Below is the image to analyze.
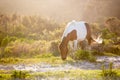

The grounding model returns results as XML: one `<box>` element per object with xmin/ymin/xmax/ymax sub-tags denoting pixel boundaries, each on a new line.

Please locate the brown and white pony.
<box><xmin>59</xmin><ymin>20</ymin><xmax>102</xmax><ymax>60</ymax></box>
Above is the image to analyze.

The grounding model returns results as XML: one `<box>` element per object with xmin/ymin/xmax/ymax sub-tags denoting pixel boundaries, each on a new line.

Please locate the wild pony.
<box><xmin>59</xmin><ymin>20</ymin><xmax>103</xmax><ymax>60</ymax></box>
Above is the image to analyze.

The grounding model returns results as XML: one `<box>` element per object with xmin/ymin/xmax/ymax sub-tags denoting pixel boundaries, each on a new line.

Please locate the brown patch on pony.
<box><xmin>59</xmin><ymin>30</ymin><xmax>77</xmax><ymax>60</ymax></box>
<box><xmin>67</xmin><ymin>30</ymin><xmax>77</xmax><ymax>41</ymax></box>
<box><xmin>85</xmin><ymin>23</ymin><xmax>95</xmax><ymax>45</ymax></box>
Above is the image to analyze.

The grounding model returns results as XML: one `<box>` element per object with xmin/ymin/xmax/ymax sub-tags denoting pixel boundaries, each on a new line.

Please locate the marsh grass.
<box><xmin>0</xmin><ymin>57</ymin><xmax>23</xmax><ymax>64</ymax></box>
<box><xmin>0</xmin><ymin>53</ymin><xmax>74</xmax><ymax>65</ymax></box>
<box><xmin>74</xmin><ymin>50</ymin><xmax>96</xmax><ymax>62</ymax></box>
<box><xmin>31</xmin><ymin>70</ymin><xmax>102</xmax><ymax>80</ymax></box>
<box><xmin>101</xmin><ymin>62</ymin><xmax>120</xmax><ymax>80</ymax></box>
<box><xmin>11</xmin><ymin>70</ymin><xmax>30</xmax><ymax>80</ymax></box>
<box><xmin>0</xmin><ymin>70</ymin><xmax>119</xmax><ymax>80</ymax></box>
<box><xmin>28</xmin><ymin>69</ymin><xmax>120</xmax><ymax>80</ymax></box>
<box><xmin>0</xmin><ymin>65</ymin><xmax>120</xmax><ymax>80</ymax></box>
<box><xmin>0</xmin><ymin>74</ymin><xmax>11</xmax><ymax>80</ymax></box>
<box><xmin>0</xmin><ymin>70</ymin><xmax>30</xmax><ymax>80</ymax></box>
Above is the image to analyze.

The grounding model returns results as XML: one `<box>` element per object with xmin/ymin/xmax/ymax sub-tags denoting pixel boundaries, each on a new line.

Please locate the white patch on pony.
<box><xmin>62</xmin><ymin>20</ymin><xmax>87</xmax><ymax>41</ymax></box>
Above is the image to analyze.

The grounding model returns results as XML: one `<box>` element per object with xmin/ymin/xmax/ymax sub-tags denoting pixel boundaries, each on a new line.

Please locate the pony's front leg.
<box><xmin>69</xmin><ymin>41</ymin><xmax>74</xmax><ymax>50</ymax></box>
<box><xmin>73</xmin><ymin>40</ymin><xmax>78</xmax><ymax>51</ymax></box>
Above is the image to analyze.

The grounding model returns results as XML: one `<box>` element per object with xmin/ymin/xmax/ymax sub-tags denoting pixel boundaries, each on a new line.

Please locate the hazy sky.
<box><xmin>0</xmin><ymin>0</ymin><xmax>120</xmax><ymax>23</ymax></box>
<box><xmin>0</xmin><ymin>0</ymin><xmax>89</xmax><ymax>22</ymax></box>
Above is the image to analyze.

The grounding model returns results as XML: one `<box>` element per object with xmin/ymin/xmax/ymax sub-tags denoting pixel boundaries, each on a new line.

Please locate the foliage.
<box><xmin>0</xmin><ymin>69</ymin><xmax>120</xmax><ymax>80</ymax></box>
<box><xmin>0</xmin><ymin>74</ymin><xmax>11</xmax><ymax>80</ymax></box>
<box><xmin>49</xmin><ymin>40</ymin><xmax>60</xmax><ymax>56</ymax></box>
<box><xmin>102</xmin><ymin>29</ymin><xmax>116</xmax><ymax>40</ymax></box>
<box><xmin>90</xmin><ymin>23</ymin><xmax>102</xmax><ymax>35</ymax></box>
<box><xmin>105</xmin><ymin>17</ymin><xmax>120</xmax><ymax>36</ymax></box>
<box><xmin>0</xmin><ymin>57</ymin><xmax>22</xmax><ymax>64</ymax></box>
<box><xmin>0</xmin><ymin>13</ymin><xmax>65</xmax><ymax>58</ymax></box>
<box><xmin>31</xmin><ymin>69</ymin><xmax>120</xmax><ymax>80</ymax></box>
<box><xmin>11</xmin><ymin>70</ymin><xmax>30</xmax><ymax>80</ymax></box>
<box><xmin>104</xmin><ymin>17</ymin><xmax>120</xmax><ymax>45</ymax></box>
<box><xmin>74</xmin><ymin>50</ymin><xmax>96</xmax><ymax>62</ymax></box>
<box><xmin>103</xmin><ymin>45</ymin><xmax>120</xmax><ymax>55</ymax></box>
<box><xmin>0</xmin><ymin>33</ymin><xmax>6</xmax><ymax>46</ymax></box>
<box><xmin>0</xmin><ymin>13</ymin><xmax>120</xmax><ymax>58</ymax></box>
<box><xmin>0</xmin><ymin>39</ymin><xmax>51</xmax><ymax>57</ymax></box>
<box><xmin>1</xmin><ymin>36</ymin><xmax>9</xmax><ymax>47</ymax></box>
<box><xmin>0</xmin><ymin>13</ymin><xmax>63</xmax><ymax>41</ymax></box>
<box><xmin>0</xmin><ymin>53</ymin><xmax>66</xmax><ymax>64</ymax></box>
<box><xmin>90</xmin><ymin>17</ymin><xmax>120</xmax><ymax>56</ymax></box>
<box><xmin>34</xmin><ymin>53</ymin><xmax>54</xmax><ymax>58</ymax></box>
<box><xmin>101</xmin><ymin>62</ymin><xmax>119</xmax><ymax>80</ymax></box>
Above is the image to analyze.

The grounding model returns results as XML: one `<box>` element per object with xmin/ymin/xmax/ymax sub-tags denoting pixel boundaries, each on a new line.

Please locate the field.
<box><xmin>0</xmin><ymin>0</ymin><xmax>120</xmax><ymax>80</ymax></box>
<box><xmin>0</xmin><ymin>54</ymin><xmax>120</xmax><ymax>80</ymax></box>
<box><xmin>0</xmin><ymin>13</ymin><xmax>120</xmax><ymax>80</ymax></box>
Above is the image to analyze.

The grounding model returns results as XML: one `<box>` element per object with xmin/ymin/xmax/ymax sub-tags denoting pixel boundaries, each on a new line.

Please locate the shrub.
<box><xmin>102</xmin><ymin>29</ymin><xmax>117</xmax><ymax>40</ymax></box>
<box><xmin>105</xmin><ymin>17</ymin><xmax>120</xmax><ymax>45</ymax></box>
<box><xmin>2</xmin><ymin>39</ymin><xmax>53</xmax><ymax>57</ymax></box>
<box><xmin>0</xmin><ymin>57</ymin><xmax>21</xmax><ymax>64</ymax></box>
<box><xmin>1</xmin><ymin>36</ymin><xmax>17</xmax><ymax>47</ymax></box>
<box><xmin>34</xmin><ymin>53</ymin><xmax>53</xmax><ymax>58</ymax></box>
<box><xmin>105</xmin><ymin>17</ymin><xmax>120</xmax><ymax>36</ymax></box>
<box><xmin>104</xmin><ymin>45</ymin><xmax>120</xmax><ymax>55</ymax></box>
<box><xmin>4</xmin><ymin>40</ymin><xmax>31</xmax><ymax>57</ymax></box>
<box><xmin>0</xmin><ymin>33</ymin><xmax>6</xmax><ymax>46</ymax></box>
<box><xmin>91</xmin><ymin>43</ymin><xmax>104</xmax><ymax>55</ymax></box>
<box><xmin>11</xmin><ymin>70</ymin><xmax>29</xmax><ymax>80</ymax></box>
<box><xmin>74</xmin><ymin>50</ymin><xmax>96</xmax><ymax>62</ymax></box>
<box><xmin>4</xmin><ymin>46</ymin><xmax>13</xmax><ymax>57</ymax></box>
<box><xmin>49</xmin><ymin>40</ymin><xmax>60</xmax><ymax>56</ymax></box>
<box><xmin>1</xmin><ymin>36</ymin><xmax>10</xmax><ymax>47</ymax></box>
<box><xmin>90</xmin><ymin>23</ymin><xmax>101</xmax><ymax>35</ymax></box>
<box><xmin>101</xmin><ymin>62</ymin><xmax>118</xmax><ymax>80</ymax></box>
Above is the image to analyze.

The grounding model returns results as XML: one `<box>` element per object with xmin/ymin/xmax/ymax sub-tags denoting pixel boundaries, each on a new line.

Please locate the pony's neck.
<box><xmin>61</xmin><ymin>37</ymin><xmax>69</xmax><ymax>47</ymax></box>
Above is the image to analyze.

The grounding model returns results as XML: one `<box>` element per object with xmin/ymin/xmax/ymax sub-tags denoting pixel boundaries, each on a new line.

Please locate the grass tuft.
<box><xmin>73</xmin><ymin>50</ymin><xmax>96</xmax><ymax>62</ymax></box>
<box><xmin>101</xmin><ymin>62</ymin><xmax>119</xmax><ymax>80</ymax></box>
<box><xmin>11</xmin><ymin>70</ymin><xmax>30</xmax><ymax>80</ymax></box>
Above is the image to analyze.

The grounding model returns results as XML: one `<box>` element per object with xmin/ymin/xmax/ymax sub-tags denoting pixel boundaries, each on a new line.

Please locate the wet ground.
<box><xmin>0</xmin><ymin>56</ymin><xmax>120</xmax><ymax>72</ymax></box>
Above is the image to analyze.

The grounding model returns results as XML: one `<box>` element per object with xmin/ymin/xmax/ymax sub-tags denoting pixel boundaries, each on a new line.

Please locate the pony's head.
<box><xmin>59</xmin><ymin>41</ymin><xmax>68</xmax><ymax>60</ymax></box>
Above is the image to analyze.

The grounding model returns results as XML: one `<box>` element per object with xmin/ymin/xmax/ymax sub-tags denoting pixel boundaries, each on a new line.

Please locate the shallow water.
<box><xmin>0</xmin><ymin>56</ymin><xmax>120</xmax><ymax>72</ymax></box>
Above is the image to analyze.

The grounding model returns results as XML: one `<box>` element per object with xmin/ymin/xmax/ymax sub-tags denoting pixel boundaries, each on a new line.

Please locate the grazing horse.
<box><xmin>59</xmin><ymin>20</ymin><xmax>102</xmax><ymax>60</ymax></box>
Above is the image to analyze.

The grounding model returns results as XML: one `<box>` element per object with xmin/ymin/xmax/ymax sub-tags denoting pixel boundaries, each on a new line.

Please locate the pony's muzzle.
<box><xmin>62</xmin><ymin>57</ymin><xmax>66</xmax><ymax>60</ymax></box>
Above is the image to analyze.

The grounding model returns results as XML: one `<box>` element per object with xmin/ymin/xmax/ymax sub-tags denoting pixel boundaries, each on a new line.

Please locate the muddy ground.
<box><xmin>0</xmin><ymin>56</ymin><xmax>120</xmax><ymax>72</ymax></box>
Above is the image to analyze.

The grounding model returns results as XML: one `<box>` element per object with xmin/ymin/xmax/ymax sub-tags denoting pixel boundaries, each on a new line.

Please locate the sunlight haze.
<box><xmin>0</xmin><ymin>0</ymin><xmax>119</xmax><ymax>23</ymax></box>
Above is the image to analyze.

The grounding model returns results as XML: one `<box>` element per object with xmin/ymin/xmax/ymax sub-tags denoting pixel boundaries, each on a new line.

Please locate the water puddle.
<box><xmin>0</xmin><ymin>56</ymin><xmax>120</xmax><ymax>72</ymax></box>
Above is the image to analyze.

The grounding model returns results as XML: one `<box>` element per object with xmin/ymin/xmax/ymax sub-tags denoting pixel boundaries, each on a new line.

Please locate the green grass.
<box><xmin>0</xmin><ymin>52</ymin><xmax>118</xmax><ymax>65</ymax></box>
<box><xmin>74</xmin><ymin>50</ymin><xmax>96</xmax><ymax>62</ymax></box>
<box><xmin>11</xmin><ymin>70</ymin><xmax>30</xmax><ymax>80</ymax></box>
<box><xmin>0</xmin><ymin>57</ymin><xmax>23</xmax><ymax>64</ymax></box>
<box><xmin>103</xmin><ymin>52</ymin><xmax>118</xmax><ymax>56</ymax></box>
<box><xmin>31</xmin><ymin>70</ymin><xmax>102</xmax><ymax>79</ymax></box>
<box><xmin>0</xmin><ymin>53</ymin><xmax>75</xmax><ymax>65</ymax></box>
<box><xmin>0</xmin><ymin>53</ymin><xmax>120</xmax><ymax>80</ymax></box>
<box><xmin>0</xmin><ymin>74</ymin><xmax>11</xmax><ymax>80</ymax></box>
<box><xmin>0</xmin><ymin>69</ymin><xmax>120</xmax><ymax>80</ymax></box>
<box><xmin>0</xmin><ymin>70</ymin><xmax>30</xmax><ymax>80</ymax></box>
<box><xmin>101</xmin><ymin>62</ymin><xmax>120</xmax><ymax>80</ymax></box>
